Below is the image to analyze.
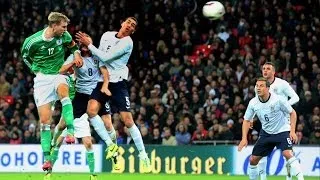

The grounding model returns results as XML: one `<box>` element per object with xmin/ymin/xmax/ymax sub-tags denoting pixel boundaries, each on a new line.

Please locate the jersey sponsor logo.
<box><xmin>56</xmin><ymin>39</ymin><xmax>62</xmax><ymax>45</ymax></box>
<box><xmin>40</xmin><ymin>45</ymin><xmax>46</xmax><ymax>50</ymax></box>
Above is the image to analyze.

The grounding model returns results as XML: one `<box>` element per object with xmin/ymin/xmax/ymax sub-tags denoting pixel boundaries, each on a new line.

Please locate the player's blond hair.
<box><xmin>48</xmin><ymin>12</ymin><xmax>70</xmax><ymax>26</ymax></box>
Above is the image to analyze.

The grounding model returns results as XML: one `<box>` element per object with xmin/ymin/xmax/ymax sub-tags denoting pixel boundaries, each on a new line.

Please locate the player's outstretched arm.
<box><xmin>59</xmin><ymin>62</ymin><xmax>74</xmax><ymax>74</ymax></box>
<box><xmin>59</xmin><ymin>55</ymin><xmax>75</xmax><ymax>74</ymax></box>
<box><xmin>67</xmin><ymin>41</ymin><xmax>83</xmax><ymax>68</ymax></box>
<box><xmin>64</xmin><ymin>31</ymin><xmax>83</xmax><ymax>68</ymax></box>
<box><xmin>75</xmin><ymin>31</ymin><xmax>132</xmax><ymax>63</ymax></box>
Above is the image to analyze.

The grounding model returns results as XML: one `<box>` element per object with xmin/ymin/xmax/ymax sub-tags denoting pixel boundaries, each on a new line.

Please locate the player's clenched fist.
<box><xmin>73</xmin><ymin>54</ymin><xmax>83</xmax><ymax>68</ymax></box>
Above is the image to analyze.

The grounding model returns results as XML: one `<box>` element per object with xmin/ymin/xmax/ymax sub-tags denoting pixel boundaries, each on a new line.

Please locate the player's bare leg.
<box><xmin>283</xmin><ymin>150</ymin><xmax>304</xmax><ymax>180</ymax></box>
<box><xmin>120</xmin><ymin>111</ymin><xmax>151</xmax><ymax>173</ymax></box>
<box><xmin>87</xmin><ymin>99</ymin><xmax>117</xmax><ymax>159</ymax></box>
<box><xmin>38</xmin><ymin>103</ymin><xmax>54</xmax><ymax>171</ymax></box>
<box><xmin>57</xmin><ymin>84</ymin><xmax>75</xmax><ymax>144</ymax></box>
<box><xmin>51</xmin><ymin>119</ymin><xmax>66</xmax><ymax>147</ymax></box>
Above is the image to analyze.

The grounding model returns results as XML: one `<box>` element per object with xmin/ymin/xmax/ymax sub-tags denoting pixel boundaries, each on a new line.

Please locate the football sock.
<box><xmin>90</xmin><ymin>115</ymin><xmax>113</xmax><ymax>146</ymax></box>
<box><xmin>258</xmin><ymin>156</ymin><xmax>267</xmax><ymax>180</ymax></box>
<box><xmin>128</xmin><ymin>124</ymin><xmax>145</xmax><ymax>153</ymax></box>
<box><xmin>40</xmin><ymin>124</ymin><xmax>52</xmax><ymax>161</ymax></box>
<box><xmin>248</xmin><ymin>164</ymin><xmax>258</xmax><ymax>180</ymax></box>
<box><xmin>86</xmin><ymin>150</ymin><xmax>95</xmax><ymax>175</ymax></box>
<box><xmin>61</xmin><ymin>97</ymin><xmax>74</xmax><ymax>135</ymax></box>
<box><xmin>287</xmin><ymin>157</ymin><xmax>304</xmax><ymax>180</ymax></box>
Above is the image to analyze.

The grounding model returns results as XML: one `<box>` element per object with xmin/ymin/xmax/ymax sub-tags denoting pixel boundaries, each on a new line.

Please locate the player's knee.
<box><xmin>249</xmin><ymin>155</ymin><xmax>259</xmax><ymax>165</ymax></box>
<box><xmin>39</xmin><ymin>115</ymin><xmax>51</xmax><ymax>124</ymax></box>
<box><xmin>120</xmin><ymin>112</ymin><xmax>134</xmax><ymax>126</ymax></box>
<box><xmin>87</xmin><ymin>101</ymin><xmax>99</xmax><ymax>118</ymax></box>
<box><xmin>282</xmin><ymin>150</ymin><xmax>293</xmax><ymax>160</ymax></box>
<box><xmin>57</xmin><ymin>84</ymin><xmax>69</xmax><ymax>99</ymax></box>
<box><xmin>87</xmin><ymin>107</ymin><xmax>98</xmax><ymax>118</ymax></box>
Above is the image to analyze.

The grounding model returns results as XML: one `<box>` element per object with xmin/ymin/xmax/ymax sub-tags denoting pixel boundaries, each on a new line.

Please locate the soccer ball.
<box><xmin>202</xmin><ymin>1</ymin><xmax>225</xmax><ymax>20</ymax></box>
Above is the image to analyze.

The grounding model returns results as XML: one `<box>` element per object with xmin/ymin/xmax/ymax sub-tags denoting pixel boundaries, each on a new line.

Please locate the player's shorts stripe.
<box><xmin>25</xmin><ymin>36</ymin><xmax>42</xmax><ymax>50</ymax></box>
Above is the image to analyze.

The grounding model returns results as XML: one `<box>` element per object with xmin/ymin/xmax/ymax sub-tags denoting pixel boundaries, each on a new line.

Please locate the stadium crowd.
<box><xmin>0</xmin><ymin>0</ymin><xmax>319</xmax><ymax>146</ymax></box>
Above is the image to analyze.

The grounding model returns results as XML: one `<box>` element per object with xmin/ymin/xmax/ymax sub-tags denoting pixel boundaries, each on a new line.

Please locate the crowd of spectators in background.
<box><xmin>0</xmin><ymin>0</ymin><xmax>319</xmax><ymax>146</ymax></box>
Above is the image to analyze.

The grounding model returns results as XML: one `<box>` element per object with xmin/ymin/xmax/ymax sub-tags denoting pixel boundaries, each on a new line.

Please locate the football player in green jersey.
<box><xmin>21</xmin><ymin>12</ymin><xmax>83</xmax><ymax>172</ymax></box>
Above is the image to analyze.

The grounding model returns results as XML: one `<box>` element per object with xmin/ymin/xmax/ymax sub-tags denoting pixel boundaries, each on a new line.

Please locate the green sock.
<box><xmin>61</xmin><ymin>97</ymin><xmax>74</xmax><ymax>135</ymax></box>
<box><xmin>86</xmin><ymin>151</ymin><xmax>95</xmax><ymax>174</ymax></box>
<box><xmin>51</xmin><ymin>147</ymin><xmax>60</xmax><ymax>165</ymax></box>
<box><xmin>41</xmin><ymin>124</ymin><xmax>52</xmax><ymax>161</ymax></box>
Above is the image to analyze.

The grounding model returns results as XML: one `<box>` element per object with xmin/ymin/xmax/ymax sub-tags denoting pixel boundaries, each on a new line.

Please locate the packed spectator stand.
<box><xmin>0</xmin><ymin>0</ymin><xmax>319</xmax><ymax>146</ymax></box>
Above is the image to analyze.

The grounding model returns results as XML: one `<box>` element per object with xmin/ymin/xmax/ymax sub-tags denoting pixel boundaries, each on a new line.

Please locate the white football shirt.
<box><xmin>88</xmin><ymin>31</ymin><xmax>133</xmax><ymax>82</ymax></box>
<box><xmin>244</xmin><ymin>93</ymin><xmax>293</xmax><ymax>134</ymax></box>
<box><xmin>65</xmin><ymin>54</ymin><xmax>102</xmax><ymax>95</ymax></box>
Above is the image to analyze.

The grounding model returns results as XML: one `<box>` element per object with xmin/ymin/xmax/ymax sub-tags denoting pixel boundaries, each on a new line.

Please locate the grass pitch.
<box><xmin>0</xmin><ymin>173</ymin><xmax>318</xmax><ymax>180</ymax></box>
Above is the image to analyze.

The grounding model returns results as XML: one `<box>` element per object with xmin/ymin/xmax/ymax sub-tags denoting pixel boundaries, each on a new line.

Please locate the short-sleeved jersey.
<box><xmin>65</xmin><ymin>55</ymin><xmax>102</xmax><ymax>95</ymax></box>
<box><xmin>21</xmin><ymin>28</ymin><xmax>73</xmax><ymax>74</ymax></box>
<box><xmin>88</xmin><ymin>31</ymin><xmax>132</xmax><ymax>82</ymax></box>
<box><xmin>244</xmin><ymin>93</ymin><xmax>293</xmax><ymax>134</ymax></box>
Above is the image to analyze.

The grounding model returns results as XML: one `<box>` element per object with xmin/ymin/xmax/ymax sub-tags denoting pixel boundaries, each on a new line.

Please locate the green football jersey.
<box><xmin>21</xmin><ymin>28</ymin><xmax>73</xmax><ymax>74</ymax></box>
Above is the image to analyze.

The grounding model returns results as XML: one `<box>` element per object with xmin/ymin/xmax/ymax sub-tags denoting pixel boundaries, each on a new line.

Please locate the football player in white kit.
<box><xmin>239</xmin><ymin>77</ymin><xmax>304</xmax><ymax>180</ymax></box>
<box><xmin>253</xmin><ymin>62</ymin><xmax>300</xmax><ymax>180</ymax></box>
<box><xmin>76</xmin><ymin>17</ymin><xmax>152</xmax><ymax>172</ymax></box>
<box><xmin>47</xmin><ymin>39</ymin><xmax>118</xmax><ymax>180</ymax></box>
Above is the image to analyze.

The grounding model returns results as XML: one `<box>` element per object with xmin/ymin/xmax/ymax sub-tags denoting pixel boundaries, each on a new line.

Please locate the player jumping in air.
<box><xmin>76</xmin><ymin>17</ymin><xmax>152</xmax><ymax>172</ymax></box>
<box><xmin>21</xmin><ymin>12</ymin><xmax>83</xmax><ymax>172</ymax></box>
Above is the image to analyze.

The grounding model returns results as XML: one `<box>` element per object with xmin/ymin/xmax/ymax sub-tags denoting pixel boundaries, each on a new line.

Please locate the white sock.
<box><xmin>89</xmin><ymin>115</ymin><xmax>113</xmax><ymax>146</ymax></box>
<box><xmin>287</xmin><ymin>157</ymin><xmax>304</xmax><ymax>180</ymax></box>
<box><xmin>248</xmin><ymin>164</ymin><xmax>259</xmax><ymax>180</ymax></box>
<box><xmin>286</xmin><ymin>161</ymin><xmax>292</xmax><ymax>180</ymax></box>
<box><xmin>258</xmin><ymin>156</ymin><xmax>267</xmax><ymax>180</ymax></box>
<box><xmin>107</xmin><ymin>126</ymin><xmax>117</xmax><ymax>142</ymax></box>
<box><xmin>128</xmin><ymin>124</ymin><xmax>145</xmax><ymax>153</ymax></box>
